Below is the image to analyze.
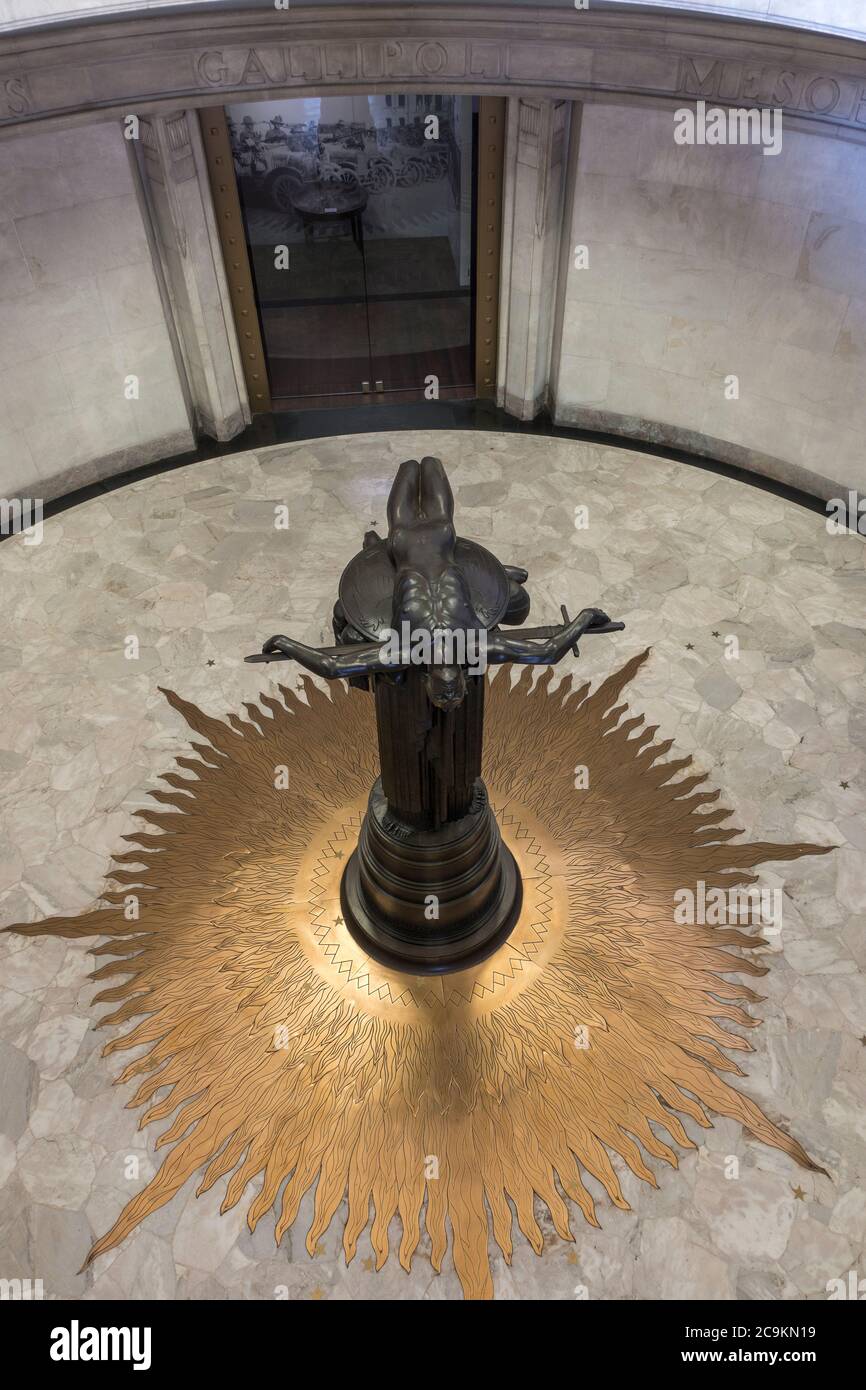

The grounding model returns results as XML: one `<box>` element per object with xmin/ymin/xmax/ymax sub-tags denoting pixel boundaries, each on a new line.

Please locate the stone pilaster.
<box><xmin>135</xmin><ymin>110</ymin><xmax>250</xmax><ymax>441</ymax></box>
<box><xmin>497</xmin><ymin>97</ymin><xmax>570</xmax><ymax>420</ymax></box>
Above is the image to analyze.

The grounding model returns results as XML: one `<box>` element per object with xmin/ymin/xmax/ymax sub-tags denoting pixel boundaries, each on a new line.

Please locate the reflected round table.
<box><xmin>290</xmin><ymin>178</ymin><xmax>368</xmax><ymax>251</ymax></box>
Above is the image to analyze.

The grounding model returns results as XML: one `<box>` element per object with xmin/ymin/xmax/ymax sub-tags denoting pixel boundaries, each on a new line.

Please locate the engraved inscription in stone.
<box><xmin>2</xmin><ymin>24</ymin><xmax>866</xmax><ymax>132</ymax></box>
<box><xmin>1</xmin><ymin>74</ymin><xmax>32</xmax><ymax>117</ymax></box>
<box><xmin>676</xmin><ymin>55</ymin><xmax>866</xmax><ymax>126</ymax></box>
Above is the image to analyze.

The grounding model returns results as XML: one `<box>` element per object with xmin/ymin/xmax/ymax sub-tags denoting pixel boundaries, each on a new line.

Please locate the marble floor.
<box><xmin>1</xmin><ymin>429</ymin><xmax>864</xmax><ymax>1301</ymax></box>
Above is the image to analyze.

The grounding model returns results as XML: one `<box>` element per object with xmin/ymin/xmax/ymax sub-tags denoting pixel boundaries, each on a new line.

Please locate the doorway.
<box><xmin>224</xmin><ymin>94</ymin><xmax>479</xmax><ymax>410</ymax></box>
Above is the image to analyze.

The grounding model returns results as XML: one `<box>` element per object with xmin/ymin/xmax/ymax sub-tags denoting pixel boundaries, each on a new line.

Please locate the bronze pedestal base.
<box><xmin>341</xmin><ymin>778</ymin><xmax>522</xmax><ymax>973</ymax></box>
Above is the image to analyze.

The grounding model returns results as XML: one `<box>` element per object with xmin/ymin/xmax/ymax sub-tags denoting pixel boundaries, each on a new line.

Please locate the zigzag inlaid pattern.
<box><xmin>296</xmin><ymin>805</ymin><xmax>557</xmax><ymax>1010</ymax></box>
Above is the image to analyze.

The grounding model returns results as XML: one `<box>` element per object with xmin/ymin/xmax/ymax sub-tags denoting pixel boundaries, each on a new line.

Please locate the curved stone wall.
<box><xmin>0</xmin><ymin>118</ymin><xmax>194</xmax><ymax>502</ymax></box>
<box><xmin>552</xmin><ymin>100</ymin><xmax>866</xmax><ymax>500</ymax></box>
<box><xmin>0</xmin><ymin>1</ymin><xmax>864</xmax><ymax>505</ymax></box>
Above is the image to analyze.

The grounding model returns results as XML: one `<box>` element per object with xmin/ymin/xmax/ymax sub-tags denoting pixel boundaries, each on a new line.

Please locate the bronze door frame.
<box><xmin>202</xmin><ymin>96</ymin><xmax>504</xmax><ymax>412</ymax></box>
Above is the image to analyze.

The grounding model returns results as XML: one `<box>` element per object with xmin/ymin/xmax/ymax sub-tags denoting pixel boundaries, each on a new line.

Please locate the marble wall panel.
<box><xmin>554</xmin><ymin>100</ymin><xmax>866</xmax><ymax>499</ymax></box>
<box><xmin>0</xmin><ymin>119</ymin><xmax>194</xmax><ymax>504</ymax></box>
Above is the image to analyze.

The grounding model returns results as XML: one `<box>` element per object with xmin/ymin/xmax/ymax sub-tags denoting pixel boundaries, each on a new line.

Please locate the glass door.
<box><xmin>228</xmin><ymin>98</ymin><xmax>370</xmax><ymax>406</ymax></box>
<box><xmin>227</xmin><ymin>93</ymin><xmax>476</xmax><ymax>409</ymax></box>
<box><xmin>361</xmin><ymin>95</ymin><xmax>475</xmax><ymax>400</ymax></box>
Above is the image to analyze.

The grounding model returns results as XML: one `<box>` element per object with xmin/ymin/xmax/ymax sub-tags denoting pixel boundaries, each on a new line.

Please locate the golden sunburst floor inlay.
<box><xmin>6</xmin><ymin>651</ymin><xmax>832</xmax><ymax>1299</ymax></box>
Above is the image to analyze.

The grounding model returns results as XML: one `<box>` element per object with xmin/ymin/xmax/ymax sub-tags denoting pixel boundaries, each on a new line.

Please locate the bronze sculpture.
<box><xmin>8</xmin><ymin>455</ymin><xmax>832</xmax><ymax>1299</ymax></box>
<box><xmin>247</xmin><ymin>456</ymin><xmax>624</xmax><ymax>971</ymax></box>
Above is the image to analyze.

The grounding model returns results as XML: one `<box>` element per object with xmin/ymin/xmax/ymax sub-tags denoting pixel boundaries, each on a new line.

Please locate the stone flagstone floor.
<box><xmin>0</xmin><ymin>430</ymin><xmax>864</xmax><ymax>1300</ymax></box>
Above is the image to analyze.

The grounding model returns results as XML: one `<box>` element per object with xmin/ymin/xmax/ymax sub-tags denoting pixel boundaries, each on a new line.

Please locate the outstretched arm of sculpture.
<box><xmin>486</xmin><ymin>608</ymin><xmax>624</xmax><ymax>666</ymax></box>
<box><xmin>247</xmin><ymin>635</ymin><xmax>391</xmax><ymax>679</ymax></box>
<box><xmin>248</xmin><ymin>607</ymin><xmax>624</xmax><ymax>678</ymax></box>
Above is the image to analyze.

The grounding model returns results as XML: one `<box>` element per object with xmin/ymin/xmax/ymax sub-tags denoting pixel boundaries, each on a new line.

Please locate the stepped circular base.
<box><xmin>341</xmin><ymin>839</ymin><xmax>522</xmax><ymax>975</ymax></box>
<box><xmin>341</xmin><ymin>778</ymin><xmax>523</xmax><ymax>973</ymax></box>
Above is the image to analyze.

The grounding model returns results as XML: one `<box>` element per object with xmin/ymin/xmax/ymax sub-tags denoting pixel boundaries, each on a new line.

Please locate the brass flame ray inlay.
<box><xmin>7</xmin><ymin>651</ymin><xmax>831</xmax><ymax>1299</ymax></box>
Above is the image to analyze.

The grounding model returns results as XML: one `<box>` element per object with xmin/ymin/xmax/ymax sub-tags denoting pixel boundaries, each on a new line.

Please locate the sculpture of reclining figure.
<box><xmin>248</xmin><ymin>456</ymin><xmax>623</xmax><ymax>710</ymax></box>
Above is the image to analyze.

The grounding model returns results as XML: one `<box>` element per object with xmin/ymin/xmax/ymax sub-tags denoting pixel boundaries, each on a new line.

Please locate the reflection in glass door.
<box><xmin>227</xmin><ymin>94</ymin><xmax>476</xmax><ymax>408</ymax></box>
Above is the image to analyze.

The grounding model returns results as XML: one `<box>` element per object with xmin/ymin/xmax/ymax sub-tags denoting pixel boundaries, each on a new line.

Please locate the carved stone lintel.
<box><xmin>3</xmin><ymin>9</ymin><xmax>866</xmax><ymax>134</ymax></box>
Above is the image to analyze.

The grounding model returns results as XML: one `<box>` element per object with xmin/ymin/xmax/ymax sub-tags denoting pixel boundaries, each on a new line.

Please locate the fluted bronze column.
<box><xmin>342</xmin><ymin>672</ymin><xmax>521</xmax><ymax>974</ymax></box>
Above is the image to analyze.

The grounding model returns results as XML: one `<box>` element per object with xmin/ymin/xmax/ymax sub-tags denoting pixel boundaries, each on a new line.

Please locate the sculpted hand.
<box><xmin>576</xmin><ymin>608</ymin><xmax>624</xmax><ymax>634</ymax></box>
